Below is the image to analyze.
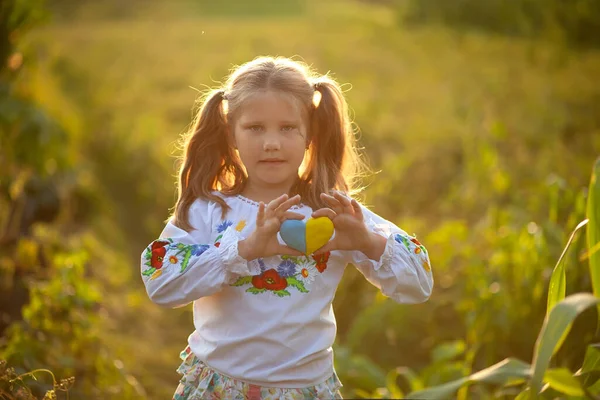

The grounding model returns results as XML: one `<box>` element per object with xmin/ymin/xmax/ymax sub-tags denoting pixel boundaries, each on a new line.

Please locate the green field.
<box><xmin>2</xmin><ymin>0</ymin><xmax>600</xmax><ymax>398</ymax></box>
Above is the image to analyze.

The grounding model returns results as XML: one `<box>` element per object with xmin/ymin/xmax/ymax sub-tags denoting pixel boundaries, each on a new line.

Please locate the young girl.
<box><xmin>141</xmin><ymin>56</ymin><xmax>433</xmax><ymax>400</ymax></box>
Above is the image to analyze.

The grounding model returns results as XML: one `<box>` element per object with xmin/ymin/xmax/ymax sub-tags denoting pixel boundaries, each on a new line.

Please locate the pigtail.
<box><xmin>296</xmin><ymin>78</ymin><xmax>363</xmax><ymax>209</ymax></box>
<box><xmin>173</xmin><ymin>90</ymin><xmax>244</xmax><ymax>231</ymax></box>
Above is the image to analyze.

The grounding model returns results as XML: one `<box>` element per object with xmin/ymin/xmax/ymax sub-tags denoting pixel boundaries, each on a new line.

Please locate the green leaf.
<box><xmin>385</xmin><ymin>366</ymin><xmax>426</xmax><ymax>399</ymax></box>
<box><xmin>180</xmin><ymin>250</ymin><xmax>192</xmax><ymax>273</ymax></box>
<box><xmin>142</xmin><ymin>268</ymin><xmax>155</xmax><ymax>276</ymax></box>
<box><xmin>588</xmin><ymin>378</ymin><xmax>600</xmax><ymax>396</ymax></box>
<box><xmin>273</xmin><ymin>289</ymin><xmax>291</xmax><ymax>297</ymax></box>
<box><xmin>286</xmin><ymin>277</ymin><xmax>309</xmax><ymax>293</ymax></box>
<box><xmin>353</xmin><ymin>389</ymin><xmax>375</xmax><ymax>399</ymax></box>
<box><xmin>407</xmin><ymin>358</ymin><xmax>531</xmax><ymax>399</ymax></box>
<box><xmin>388</xmin><ymin>366</ymin><xmax>424</xmax><ymax>393</ymax></box>
<box><xmin>384</xmin><ymin>372</ymin><xmax>404</xmax><ymax>399</ymax></box>
<box><xmin>514</xmin><ymin>388</ymin><xmax>531</xmax><ymax>400</ymax></box>
<box><xmin>579</xmin><ymin>344</ymin><xmax>600</xmax><ymax>375</ymax></box>
<box><xmin>432</xmin><ymin>340</ymin><xmax>466</xmax><ymax>363</ymax></box>
<box><xmin>246</xmin><ymin>287</ymin><xmax>266</xmax><ymax>294</ymax></box>
<box><xmin>587</xmin><ymin>157</ymin><xmax>600</xmax><ymax>324</ymax></box>
<box><xmin>584</xmin><ymin>241</ymin><xmax>600</xmax><ymax>262</ymax></box>
<box><xmin>544</xmin><ymin>368</ymin><xmax>584</xmax><ymax>396</ymax></box>
<box><xmin>332</xmin><ymin>345</ymin><xmax>387</xmax><ymax>390</ymax></box>
<box><xmin>464</xmin><ymin>358</ymin><xmax>530</xmax><ymax>384</ymax></box>
<box><xmin>531</xmin><ymin>293</ymin><xmax>600</xmax><ymax>395</ymax></box>
<box><xmin>547</xmin><ymin>219</ymin><xmax>588</xmax><ymax>317</ymax></box>
<box><xmin>232</xmin><ymin>276</ymin><xmax>253</xmax><ymax>286</ymax></box>
<box><xmin>399</xmin><ymin>234</ymin><xmax>411</xmax><ymax>251</ymax></box>
<box><xmin>575</xmin><ymin>344</ymin><xmax>600</xmax><ymax>388</ymax></box>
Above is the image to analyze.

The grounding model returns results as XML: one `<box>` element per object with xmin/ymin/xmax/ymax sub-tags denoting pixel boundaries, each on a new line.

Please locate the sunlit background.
<box><xmin>2</xmin><ymin>0</ymin><xmax>600</xmax><ymax>398</ymax></box>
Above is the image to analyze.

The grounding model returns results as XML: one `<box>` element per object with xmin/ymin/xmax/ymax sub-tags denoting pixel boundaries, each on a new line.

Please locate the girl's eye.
<box><xmin>281</xmin><ymin>125</ymin><xmax>296</xmax><ymax>132</ymax></box>
<box><xmin>248</xmin><ymin>125</ymin><xmax>263</xmax><ymax>132</ymax></box>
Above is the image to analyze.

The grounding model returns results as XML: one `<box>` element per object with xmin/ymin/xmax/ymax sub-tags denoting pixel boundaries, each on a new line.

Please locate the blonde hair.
<box><xmin>173</xmin><ymin>56</ymin><xmax>367</xmax><ymax>231</ymax></box>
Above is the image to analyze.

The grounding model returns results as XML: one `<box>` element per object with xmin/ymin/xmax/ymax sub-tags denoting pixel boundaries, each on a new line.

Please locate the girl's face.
<box><xmin>232</xmin><ymin>90</ymin><xmax>308</xmax><ymax>193</ymax></box>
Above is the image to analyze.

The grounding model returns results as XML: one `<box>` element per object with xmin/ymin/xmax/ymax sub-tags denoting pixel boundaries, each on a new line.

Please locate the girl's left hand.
<box><xmin>311</xmin><ymin>191</ymin><xmax>386</xmax><ymax>259</ymax></box>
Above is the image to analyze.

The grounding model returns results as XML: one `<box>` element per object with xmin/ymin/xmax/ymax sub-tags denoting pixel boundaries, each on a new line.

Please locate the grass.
<box><xmin>21</xmin><ymin>0</ymin><xmax>600</xmax><ymax>397</ymax></box>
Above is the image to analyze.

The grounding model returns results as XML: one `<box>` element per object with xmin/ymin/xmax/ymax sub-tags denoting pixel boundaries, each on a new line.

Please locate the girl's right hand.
<box><xmin>238</xmin><ymin>194</ymin><xmax>305</xmax><ymax>260</ymax></box>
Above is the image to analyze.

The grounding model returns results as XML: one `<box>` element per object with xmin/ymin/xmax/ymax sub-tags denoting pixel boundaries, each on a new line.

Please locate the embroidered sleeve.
<box><xmin>345</xmin><ymin>204</ymin><xmax>433</xmax><ymax>304</ymax></box>
<box><xmin>140</xmin><ymin>201</ymin><xmax>260</xmax><ymax>308</ymax></box>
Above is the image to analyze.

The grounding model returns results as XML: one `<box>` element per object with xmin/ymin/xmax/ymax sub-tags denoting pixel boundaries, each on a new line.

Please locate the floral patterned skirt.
<box><xmin>173</xmin><ymin>346</ymin><xmax>343</xmax><ymax>400</ymax></box>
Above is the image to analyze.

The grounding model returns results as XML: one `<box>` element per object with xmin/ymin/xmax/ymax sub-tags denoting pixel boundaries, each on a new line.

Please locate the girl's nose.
<box><xmin>263</xmin><ymin>134</ymin><xmax>281</xmax><ymax>151</ymax></box>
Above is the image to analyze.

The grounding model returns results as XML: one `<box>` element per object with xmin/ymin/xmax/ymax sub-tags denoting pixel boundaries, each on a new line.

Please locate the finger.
<box><xmin>333</xmin><ymin>191</ymin><xmax>354</xmax><ymax>214</ymax></box>
<box><xmin>266</xmin><ymin>194</ymin><xmax>290</xmax><ymax>213</ymax></box>
<box><xmin>256</xmin><ymin>202</ymin><xmax>265</xmax><ymax>227</ymax></box>
<box><xmin>312</xmin><ymin>241</ymin><xmax>335</xmax><ymax>256</ymax></box>
<box><xmin>275</xmin><ymin>194</ymin><xmax>301</xmax><ymax>215</ymax></box>
<box><xmin>311</xmin><ymin>208</ymin><xmax>337</xmax><ymax>219</ymax></box>
<box><xmin>282</xmin><ymin>211</ymin><xmax>305</xmax><ymax>220</ymax></box>
<box><xmin>320</xmin><ymin>193</ymin><xmax>344</xmax><ymax>214</ymax></box>
<box><xmin>351</xmin><ymin>199</ymin><xmax>364</xmax><ymax>221</ymax></box>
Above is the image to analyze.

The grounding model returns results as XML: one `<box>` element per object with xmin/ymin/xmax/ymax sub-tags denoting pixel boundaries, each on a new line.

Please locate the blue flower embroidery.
<box><xmin>192</xmin><ymin>244</ymin><xmax>210</xmax><ymax>256</ymax></box>
<box><xmin>394</xmin><ymin>233</ymin><xmax>414</xmax><ymax>251</ymax></box>
<box><xmin>394</xmin><ymin>233</ymin><xmax>428</xmax><ymax>256</ymax></box>
<box><xmin>277</xmin><ymin>260</ymin><xmax>297</xmax><ymax>277</ymax></box>
<box><xmin>258</xmin><ymin>258</ymin><xmax>267</xmax><ymax>273</ymax></box>
<box><xmin>216</xmin><ymin>220</ymin><xmax>233</xmax><ymax>233</ymax></box>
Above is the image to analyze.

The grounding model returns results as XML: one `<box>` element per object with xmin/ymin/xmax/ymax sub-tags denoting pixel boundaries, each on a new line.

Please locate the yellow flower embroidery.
<box><xmin>169</xmin><ymin>255</ymin><xmax>178</xmax><ymax>264</ymax></box>
<box><xmin>150</xmin><ymin>269</ymin><xmax>163</xmax><ymax>280</ymax></box>
<box><xmin>423</xmin><ymin>261</ymin><xmax>431</xmax><ymax>272</ymax></box>
<box><xmin>235</xmin><ymin>220</ymin><xmax>247</xmax><ymax>232</ymax></box>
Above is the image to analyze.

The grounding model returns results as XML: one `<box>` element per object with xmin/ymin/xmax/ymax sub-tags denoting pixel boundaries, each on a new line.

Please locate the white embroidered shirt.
<box><xmin>141</xmin><ymin>193</ymin><xmax>433</xmax><ymax>387</ymax></box>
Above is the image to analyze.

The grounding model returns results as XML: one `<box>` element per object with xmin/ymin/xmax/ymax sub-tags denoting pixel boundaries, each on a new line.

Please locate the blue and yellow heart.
<box><xmin>280</xmin><ymin>217</ymin><xmax>334</xmax><ymax>255</ymax></box>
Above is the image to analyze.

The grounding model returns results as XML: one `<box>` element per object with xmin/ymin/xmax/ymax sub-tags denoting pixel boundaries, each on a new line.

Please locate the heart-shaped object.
<box><xmin>280</xmin><ymin>217</ymin><xmax>334</xmax><ymax>255</ymax></box>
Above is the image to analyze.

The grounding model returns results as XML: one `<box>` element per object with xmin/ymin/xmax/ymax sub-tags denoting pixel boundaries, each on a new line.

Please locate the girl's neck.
<box><xmin>240</xmin><ymin>182</ymin><xmax>296</xmax><ymax>205</ymax></box>
<box><xmin>240</xmin><ymin>188</ymin><xmax>289</xmax><ymax>205</ymax></box>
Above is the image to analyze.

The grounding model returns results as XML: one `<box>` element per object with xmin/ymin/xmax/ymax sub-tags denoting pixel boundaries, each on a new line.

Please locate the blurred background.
<box><xmin>1</xmin><ymin>0</ymin><xmax>600</xmax><ymax>398</ymax></box>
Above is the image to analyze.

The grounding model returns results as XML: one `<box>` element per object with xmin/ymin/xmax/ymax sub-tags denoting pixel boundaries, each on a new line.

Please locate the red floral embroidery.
<box><xmin>152</xmin><ymin>240</ymin><xmax>170</xmax><ymax>249</ymax></box>
<box><xmin>143</xmin><ymin>239</ymin><xmax>210</xmax><ymax>280</ymax></box>
<box><xmin>410</xmin><ymin>238</ymin><xmax>424</xmax><ymax>254</ymax></box>
<box><xmin>252</xmin><ymin>269</ymin><xmax>288</xmax><ymax>291</ymax></box>
<box><xmin>150</xmin><ymin>240</ymin><xmax>169</xmax><ymax>269</ymax></box>
<box><xmin>312</xmin><ymin>251</ymin><xmax>330</xmax><ymax>273</ymax></box>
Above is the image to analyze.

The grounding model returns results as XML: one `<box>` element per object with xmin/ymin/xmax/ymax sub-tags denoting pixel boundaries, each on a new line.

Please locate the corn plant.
<box><xmin>359</xmin><ymin>157</ymin><xmax>600</xmax><ymax>399</ymax></box>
